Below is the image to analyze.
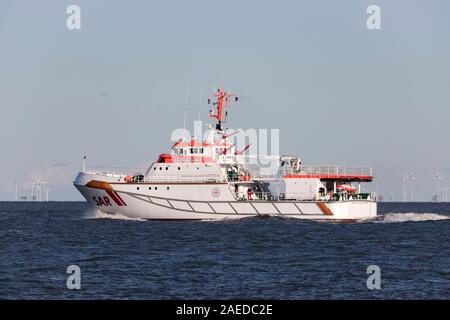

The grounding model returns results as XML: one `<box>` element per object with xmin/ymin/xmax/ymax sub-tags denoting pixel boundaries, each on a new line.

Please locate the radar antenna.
<box><xmin>208</xmin><ymin>82</ymin><xmax>238</xmax><ymax>131</ymax></box>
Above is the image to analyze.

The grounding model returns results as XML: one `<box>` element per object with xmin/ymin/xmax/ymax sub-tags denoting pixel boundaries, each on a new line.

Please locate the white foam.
<box><xmin>377</xmin><ymin>212</ymin><xmax>450</xmax><ymax>223</ymax></box>
<box><xmin>84</xmin><ymin>209</ymin><xmax>147</xmax><ymax>221</ymax></box>
<box><xmin>82</xmin><ymin>210</ymin><xmax>450</xmax><ymax>223</ymax></box>
<box><xmin>200</xmin><ymin>216</ymin><xmax>247</xmax><ymax>222</ymax></box>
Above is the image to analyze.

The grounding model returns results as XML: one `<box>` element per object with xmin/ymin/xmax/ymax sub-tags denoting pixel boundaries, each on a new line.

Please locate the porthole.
<box><xmin>155</xmin><ymin>187</ymin><xmax>158</xmax><ymax>190</ymax></box>
<box><xmin>178</xmin><ymin>167</ymin><xmax>181</xmax><ymax>170</ymax></box>
<box><xmin>159</xmin><ymin>167</ymin><xmax>162</xmax><ymax>170</ymax></box>
<box><xmin>166</xmin><ymin>167</ymin><xmax>169</xmax><ymax>170</ymax></box>
<box><xmin>137</xmin><ymin>187</ymin><xmax>140</xmax><ymax>190</ymax></box>
<box><xmin>167</xmin><ymin>186</ymin><xmax>170</xmax><ymax>190</ymax></box>
<box><xmin>149</xmin><ymin>187</ymin><xmax>152</xmax><ymax>190</ymax></box>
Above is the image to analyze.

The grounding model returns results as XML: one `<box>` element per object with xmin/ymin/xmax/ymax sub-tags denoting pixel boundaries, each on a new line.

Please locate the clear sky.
<box><xmin>0</xmin><ymin>0</ymin><xmax>449</xmax><ymax>201</ymax></box>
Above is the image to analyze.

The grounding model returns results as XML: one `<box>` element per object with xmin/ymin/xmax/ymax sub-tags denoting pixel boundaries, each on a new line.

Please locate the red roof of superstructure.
<box><xmin>172</xmin><ymin>139</ymin><xmax>211</xmax><ymax>148</ymax></box>
<box><xmin>172</xmin><ymin>138</ymin><xmax>233</xmax><ymax>148</ymax></box>
<box><xmin>156</xmin><ymin>154</ymin><xmax>215</xmax><ymax>163</ymax></box>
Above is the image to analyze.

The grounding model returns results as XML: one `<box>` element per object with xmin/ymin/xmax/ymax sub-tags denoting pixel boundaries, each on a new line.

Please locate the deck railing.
<box><xmin>86</xmin><ymin>169</ymin><xmax>226</xmax><ymax>183</ymax></box>
<box><xmin>143</xmin><ymin>174</ymin><xmax>226</xmax><ymax>183</ymax></box>
<box><xmin>86</xmin><ymin>164</ymin><xmax>373</xmax><ymax>183</ymax></box>
<box><xmin>244</xmin><ymin>191</ymin><xmax>377</xmax><ymax>202</ymax></box>
<box><xmin>86</xmin><ymin>167</ymin><xmax>146</xmax><ymax>176</ymax></box>
<box><xmin>252</xmin><ymin>165</ymin><xmax>373</xmax><ymax>180</ymax></box>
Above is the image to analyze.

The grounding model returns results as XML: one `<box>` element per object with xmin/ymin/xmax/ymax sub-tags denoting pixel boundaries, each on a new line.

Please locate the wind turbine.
<box><xmin>408</xmin><ymin>171</ymin><xmax>415</xmax><ymax>201</ymax></box>
<box><xmin>44</xmin><ymin>188</ymin><xmax>50</xmax><ymax>202</ymax></box>
<box><xmin>434</xmin><ymin>172</ymin><xmax>442</xmax><ymax>202</ymax></box>
<box><xmin>402</xmin><ymin>172</ymin><xmax>409</xmax><ymax>202</ymax></box>
<box><xmin>37</xmin><ymin>181</ymin><xmax>48</xmax><ymax>201</ymax></box>
<box><xmin>375</xmin><ymin>175</ymin><xmax>381</xmax><ymax>198</ymax></box>
<box><xmin>444</xmin><ymin>187</ymin><xmax>449</xmax><ymax>202</ymax></box>
<box><xmin>29</xmin><ymin>181</ymin><xmax>36</xmax><ymax>201</ymax></box>
<box><xmin>30</xmin><ymin>180</ymin><xmax>47</xmax><ymax>201</ymax></box>
<box><xmin>440</xmin><ymin>187</ymin><xmax>449</xmax><ymax>202</ymax></box>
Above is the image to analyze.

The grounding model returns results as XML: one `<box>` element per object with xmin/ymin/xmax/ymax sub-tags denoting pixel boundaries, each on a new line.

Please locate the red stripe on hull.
<box><xmin>113</xmin><ymin>191</ymin><xmax>127</xmax><ymax>206</ymax></box>
<box><xmin>106</xmin><ymin>190</ymin><xmax>124</xmax><ymax>206</ymax></box>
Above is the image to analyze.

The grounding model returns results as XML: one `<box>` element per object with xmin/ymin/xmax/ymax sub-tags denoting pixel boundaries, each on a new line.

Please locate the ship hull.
<box><xmin>74</xmin><ymin>182</ymin><xmax>377</xmax><ymax>222</ymax></box>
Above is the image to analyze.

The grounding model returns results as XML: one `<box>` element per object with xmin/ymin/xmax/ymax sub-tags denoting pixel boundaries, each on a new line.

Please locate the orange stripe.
<box><xmin>317</xmin><ymin>202</ymin><xmax>333</xmax><ymax>215</ymax></box>
<box><xmin>86</xmin><ymin>180</ymin><xmax>113</xmax><ymax>190</ymax></box>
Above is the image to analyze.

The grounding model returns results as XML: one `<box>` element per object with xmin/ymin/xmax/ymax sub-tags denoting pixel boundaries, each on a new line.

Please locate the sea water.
<box><xmin>0</xmin><ymin>202</ymin><xmax>449</xmax><ymax>299</ymax></box>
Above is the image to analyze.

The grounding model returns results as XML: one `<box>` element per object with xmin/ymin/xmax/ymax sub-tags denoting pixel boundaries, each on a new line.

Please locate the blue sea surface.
<box><xmin>0</xmin><ymin>202</ymin><xmax>449</xmax><ymax>299</ymax></box>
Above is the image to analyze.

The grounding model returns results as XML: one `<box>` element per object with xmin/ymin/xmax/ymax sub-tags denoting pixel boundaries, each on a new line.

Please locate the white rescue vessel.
<box><xmin>74</xmin><ymin>83</ymin><xmax>377</xmax><ymax>221</ymax></box>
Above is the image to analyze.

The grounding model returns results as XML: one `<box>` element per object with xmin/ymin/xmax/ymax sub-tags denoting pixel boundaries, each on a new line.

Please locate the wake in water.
<box><xmin>83</xmin><ymin>209</ymin><xmax>147</xmax><ymax>221</ymax></box>
<box><xmin>377</xmin><ymin>212</ymin><xmax>450</xmax><ymax>223</ymax></box>
<box><xmin>195</xmin><ymin>213</ymin><xmax>450</xmax><ymax>223</ymax></box>
<box><xmin>82</xmin><ymin>210</ymin><xmax>449</xmax><ymax>223</ymax></box>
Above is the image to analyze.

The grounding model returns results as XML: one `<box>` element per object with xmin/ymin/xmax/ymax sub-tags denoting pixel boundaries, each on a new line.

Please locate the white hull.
<box><xmin>74</xmin><ymin>173</ymin><xmax>377</xmax><ymax>222</ymax></box>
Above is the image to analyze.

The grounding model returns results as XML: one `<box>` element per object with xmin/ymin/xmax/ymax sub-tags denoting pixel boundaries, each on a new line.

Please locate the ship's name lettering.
<box><xmin>93</xmin><ymin>196</ymin><xmax>112</xmax><ymax>206</ymax></box>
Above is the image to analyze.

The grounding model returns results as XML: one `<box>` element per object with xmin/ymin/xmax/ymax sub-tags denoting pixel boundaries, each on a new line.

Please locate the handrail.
<box><xmin>86</xmin><ymin>169</ymin><xmax>226</xmax><ymax>183</ymax></box>
<box><xmin>253</xmin><ymin>165</ymin><xmax>373</xmax><ymax>180</ymax></box>
<box><xmin>86</xmin><ymin>167</ymin><xmax>147</xmax><ymax>176</ymax></box>
<box><xmin>243</xmin><ymin>191</ymin><xmax>377</xmax><ymax>202</ymax></box>
<box><xmin>86</xmin><ymin>164</ymin><xmax>373</xmax><ymax>183</ymax></box>
<box><xmin>144</xmin><ymin>174</ymin><xmax>226</xmax><ymax>183</ymax></box>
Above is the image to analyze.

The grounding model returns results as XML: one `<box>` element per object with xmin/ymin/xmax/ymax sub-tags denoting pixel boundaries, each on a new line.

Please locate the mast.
<box><xmin>208</xmin><ymin>82</ymin><xmax>238</xmax><ymax>131</ymax></box>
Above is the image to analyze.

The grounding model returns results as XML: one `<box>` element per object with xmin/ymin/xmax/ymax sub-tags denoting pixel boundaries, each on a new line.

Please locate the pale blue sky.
<box><xmin>0</xmin><ymin>0</ymin><xmax>449</xmax><ymax>200</ymax></box>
